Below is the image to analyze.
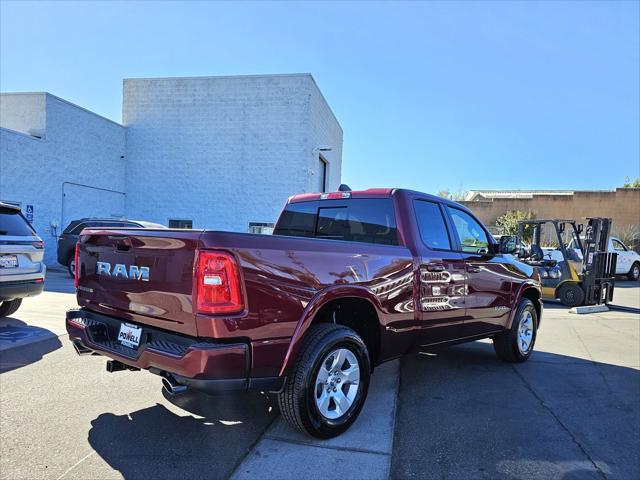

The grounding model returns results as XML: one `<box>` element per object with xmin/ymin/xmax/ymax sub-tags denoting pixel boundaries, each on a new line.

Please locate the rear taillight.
<box><xmin>32</xmin><ymin>241</ymin><xmax>44</xmax><ymax>249</ymax></box>
<box><xmin>195</xmin><ymin>250</ymin><xmax>244</xmax><ymax>314</ymax></box>
<box><xmin>74</xmin><ymin>243</ymin><xmax>80</xmax><ymax>289</ymax></box>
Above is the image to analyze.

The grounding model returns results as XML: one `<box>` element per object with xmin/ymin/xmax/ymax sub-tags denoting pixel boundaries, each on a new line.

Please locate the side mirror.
<box><xmin>499</xmin><ymin>235</ymin><xmax>522</xmax><ymax>255</ymax></box>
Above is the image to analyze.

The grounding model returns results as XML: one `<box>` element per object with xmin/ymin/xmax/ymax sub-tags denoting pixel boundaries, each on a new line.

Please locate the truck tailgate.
<box><xmin>76</xmin><ymin>229</ymin><xmax>203</xmax><ymax>336</ymax></box>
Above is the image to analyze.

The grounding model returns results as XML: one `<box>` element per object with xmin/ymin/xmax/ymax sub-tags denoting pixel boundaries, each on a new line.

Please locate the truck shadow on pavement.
<box><xmin>87</xmin><ymin>389</ymin><xmax>277</xmax><ymax>480</ymax></box>
<box><xmin>392</xmin><ymin>341</ymin><xmax>640</xmax><ymax>480</ymax></box>
<box><xmin>0</xmin><ymin>318</ymin><xmax>62</xmax><ymax>373</ymax></box>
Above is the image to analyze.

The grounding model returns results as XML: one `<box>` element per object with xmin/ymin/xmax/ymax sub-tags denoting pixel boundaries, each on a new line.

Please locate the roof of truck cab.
<box><xmin>288</xmin><ymin>188</ymin><xmax>456</xmax><ymax>205</ymax></box>
<box><xmin>288</xmin><ymin>188</ymin><xmax>394</xmax><ymax>203</ymax></box>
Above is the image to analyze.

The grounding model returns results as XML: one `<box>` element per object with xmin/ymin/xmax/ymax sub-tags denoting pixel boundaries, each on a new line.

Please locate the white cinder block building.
<box><xmin>0</xmin><ymin>74</ymin><xmax>343</xmax><ymax>266</ymax></box>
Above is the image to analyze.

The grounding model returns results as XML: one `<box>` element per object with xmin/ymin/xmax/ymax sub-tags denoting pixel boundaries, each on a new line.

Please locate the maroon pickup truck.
<box><xmin>66</xmin><ymin>188</ymin><xmax>542</xmax><ymax>438</ymax></box>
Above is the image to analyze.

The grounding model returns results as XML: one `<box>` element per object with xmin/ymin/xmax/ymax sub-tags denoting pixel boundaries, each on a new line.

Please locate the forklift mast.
<box><xmin>516</xmin><ymin>217</ymin><xmax>617</xmax><ymax>307</ymax></box>
<box><xmin>580</xmin><ymin>218</ymin><xmax>617</xmax><ymax>305</ymax></box>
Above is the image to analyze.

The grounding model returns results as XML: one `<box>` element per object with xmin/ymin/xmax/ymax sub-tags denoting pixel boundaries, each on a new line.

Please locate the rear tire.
<box><xmin>277</xmin><ymin>323</ymin><xmax>371</xmax><ymax>439</ymax></box>
<box><xmin>67</xmin><ymin>257</ymin><xmax>75</xmax><ymax>278</ymax></box>
<box><xmin>0</xmin><ymin>299</ymin><xmax>22</xmax><ymax>318</ymax></box>
<box><xmin>493</xmin><ymin>298</ymin><xmax>537</xmax><ymax>363</ymax></box>
<box><xmin>628</xmin><ymin>262</ymin><xmax>640</xmax><ymax>281</ymax></box>
<box><xmin>557</xmin><ymin>283</ymin><xmax>585</xmax><ymax>307</ymax></box>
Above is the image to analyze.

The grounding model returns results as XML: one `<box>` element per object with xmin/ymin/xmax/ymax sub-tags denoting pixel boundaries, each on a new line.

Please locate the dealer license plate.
<box><xmin>117</xmin><ymin>323</ymin><xmax>142</xmax><ymax>349</ymax></box>
<box><xmin>0</xmin><ymin>255</ymin><xmax>18</xmax><ymax>268</ymax></box>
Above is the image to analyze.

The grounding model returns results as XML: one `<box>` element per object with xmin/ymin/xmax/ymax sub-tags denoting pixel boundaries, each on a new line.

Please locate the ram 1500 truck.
<box><xmin>67</xmin><ymin>188</ymin><xmax>542</xmax><ymax>438</ymax></box>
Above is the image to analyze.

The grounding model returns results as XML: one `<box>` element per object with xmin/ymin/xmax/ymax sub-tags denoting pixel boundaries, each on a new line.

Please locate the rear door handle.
<box><xmin>426</xmin><ymin>264</ymin><xmax>445</xmax><ymax>272</ymax></box>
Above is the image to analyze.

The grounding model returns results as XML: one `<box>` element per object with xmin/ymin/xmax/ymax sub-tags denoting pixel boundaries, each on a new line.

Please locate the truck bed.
<box><xmin>76</xmin><ymin>228</ymin><xmax>415</xmax><ymax>344</ymax></box>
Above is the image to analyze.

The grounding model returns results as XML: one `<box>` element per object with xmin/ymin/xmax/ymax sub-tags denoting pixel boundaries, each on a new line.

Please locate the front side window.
<box><xmin>447</xmin><ymin>207</ymin><xmax>490</xmax><ymax>254</ymax></box>
<box><xmin>612</xmin><ymin>239</ymin><xmax>627</xmax><ymax>251</ymax></box>
<box><xmin>274</xmin><ymin>199</ymin><xmax>398</xmax><ymax>245</ymax></box>
<box><xmin>413</xmin><ymin>200</ymin><xmax>451</xmax><ymax>250</ymax></box>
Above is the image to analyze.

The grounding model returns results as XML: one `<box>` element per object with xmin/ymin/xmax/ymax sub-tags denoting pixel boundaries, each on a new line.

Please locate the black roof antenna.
<box><xmin>338</xmin><ymin>184</ymin><xmax>352</xmax><ymax>192</ymax></box>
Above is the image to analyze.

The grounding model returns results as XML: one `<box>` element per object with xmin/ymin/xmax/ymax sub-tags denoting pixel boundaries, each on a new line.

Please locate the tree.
<box><xmin>622</xmin><ymin>176</ymin><xmax>640</xmax><ymax>188</ymax></box>
<box><xmin>495</xmin><ymin>210</ymin><xmax>535</xmax><ymax>237</ymax></box>
<box><xmin>437</xmin><ymin>186</ymin><xmax>468</xmax><ymax>201</ymax></box>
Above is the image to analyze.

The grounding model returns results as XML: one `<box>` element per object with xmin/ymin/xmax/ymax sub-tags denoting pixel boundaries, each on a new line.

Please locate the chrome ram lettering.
<box><xmin>96</xmin><ymin>261</ymin><xmax>149</xmax><ymax>281</ymax></box>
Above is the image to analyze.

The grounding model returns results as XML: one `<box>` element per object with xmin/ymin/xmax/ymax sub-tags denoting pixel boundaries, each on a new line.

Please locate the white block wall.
<box><xmin>123</xmin><ymin>74</ymin><xmax>343</xmax><ymax>232</ymax></box>
<box><xmin>1</xmin><ymin>74</ymin><xmax>342</xmax><ymax>266</ymax></box>
<box><xmin>0</xmin><ymin>94</ymin><xmax>126</xmax><ymax>265</ymax></box>
<box><xmin>0</xmin><ymin>93</ymin><xmax>46</xmax><ymax>137</ymax></box>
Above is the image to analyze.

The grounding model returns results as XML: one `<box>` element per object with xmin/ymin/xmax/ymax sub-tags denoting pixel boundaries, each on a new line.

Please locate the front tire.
<box><xmin>493</xmin><ymin>298</ymin><xmax>537</xmax><ymax>363</ymax></box>
<box><xmin>0</xmin><ymin>298</ymin><xmax>22</xmax><ymax>318</ymax></box>
<box><xmin>278</xmin><ymin>323</ymin><xmax>371</xmax><ymax>439</ymax></box>
<box><xmin>628</xmin><ymin>262</ymin><xmax>640</xmax><ymax>281</ymax></box>
<box><xmin>557</xmin><ymin>283</ymin><xmax>585</xmax><ymax>307</ymax></box>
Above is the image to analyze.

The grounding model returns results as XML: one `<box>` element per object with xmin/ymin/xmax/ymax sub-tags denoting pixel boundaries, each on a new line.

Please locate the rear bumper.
<box><xmin>65</xmin><ymin>308</ymin><xmax>284</xmax><ymax>394</ymax></box>
<box><xmin>0</xmin><ymin>279</ymin><xmax>44</xmax><ymax>301</ymax></box>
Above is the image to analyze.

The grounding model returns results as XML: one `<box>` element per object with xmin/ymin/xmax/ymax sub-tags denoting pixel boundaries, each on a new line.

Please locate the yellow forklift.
<box><xmin>516</xmin><ymin>218</ymin><xmax>617</xmax><ymax>307</ymax></box>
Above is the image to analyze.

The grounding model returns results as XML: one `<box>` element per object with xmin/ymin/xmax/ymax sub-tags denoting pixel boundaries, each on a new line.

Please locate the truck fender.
<box><xmin>278</xmin><ymin>285</ymin><xmax>383</xmax><ymax>377</ymax></box>
<box><xmin>509</xmin><ymin>281</ymin><xmax>543</xmax><ymax>329</ymax></box>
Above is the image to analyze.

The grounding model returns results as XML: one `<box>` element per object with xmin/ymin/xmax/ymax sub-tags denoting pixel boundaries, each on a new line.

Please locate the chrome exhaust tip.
<box><xmin>162</xmin><ymin>376</ymin><xmax>187</xmax><ymax>396</ymax></box>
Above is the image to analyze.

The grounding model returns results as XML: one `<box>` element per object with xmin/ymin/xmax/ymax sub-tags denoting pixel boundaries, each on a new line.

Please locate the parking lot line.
<box><xmin>55</xmin><ymin>450</ymin><xmax>96</xmax><ymax>480</ymax></box>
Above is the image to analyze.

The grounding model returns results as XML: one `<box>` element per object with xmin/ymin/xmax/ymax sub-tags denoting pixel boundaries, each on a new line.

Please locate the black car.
<box><xmin>57</xmin><ymin>218</ymin><xmax>166</xmax><ymax>276</ymax></box>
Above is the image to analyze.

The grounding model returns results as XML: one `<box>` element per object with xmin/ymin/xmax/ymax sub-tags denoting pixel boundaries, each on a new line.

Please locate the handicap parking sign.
<box><xmin>25</xmin><ymin>204</ymin><xmax>34</xmax><ymax>223</ymax></box>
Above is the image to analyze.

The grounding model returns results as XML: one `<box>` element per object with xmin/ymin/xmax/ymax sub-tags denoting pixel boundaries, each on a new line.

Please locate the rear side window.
<box><xmin>274</xmin><ymin>199</ymin><xmax>399</xmax><ymax>245</ymax></box>
<box><xmin>0</xmin><ymin>208</ymin><xmax>36</xmax><ymax>236</ymax></box>
<box><xmin>414</xmin><ymin>200</ymin><xmax>451</xmax><ymax>250</ymax></box>
<box><xmin>274</xmin><ymin>202</ymin><xmax>316</xmax><ymax>238</ymax></box>
<box><xmin>99</xmin><ymin>221</ymin><xmax>136</xmax><ymax>228</ymax></box>
<box><xmin>63</xmin><ymin>220</ymin><xmax>83</xmax><ymax>234</ymax></box>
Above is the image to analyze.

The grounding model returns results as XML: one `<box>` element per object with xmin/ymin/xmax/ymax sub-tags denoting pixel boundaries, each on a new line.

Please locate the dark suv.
<box><xmin>57</xmin><ymin>219</ymin><xmax>166</xmax><ymax>276</ymax></box>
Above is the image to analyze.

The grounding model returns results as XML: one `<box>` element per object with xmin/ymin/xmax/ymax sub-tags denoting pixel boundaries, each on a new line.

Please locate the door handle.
<box><xmin>426</xmin><ymin>264</ymin><xmax>445</xmax><ymax>272</ymax></box>
<box><xmin>467</xmin><ymin>266</ymin><xmax>482</xmax><ymax>273</ymax></box>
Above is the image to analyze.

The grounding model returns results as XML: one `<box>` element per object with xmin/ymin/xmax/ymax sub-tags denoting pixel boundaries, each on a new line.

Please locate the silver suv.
<box><xmin>0</xmin><ymin>202</ymin><xmax>45</xmax><ymax>317</ymax></box>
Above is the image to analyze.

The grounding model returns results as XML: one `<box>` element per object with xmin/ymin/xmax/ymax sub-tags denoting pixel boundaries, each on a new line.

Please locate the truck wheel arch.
<box><xmin>279</xmin><ymin>286</ymin><xmax>383</xmax><ymax>377</ymax></box>
<box><xmin>513</xmin><ymin>285</ymin><xmax>542</xmax><ymax>329</ymax></box>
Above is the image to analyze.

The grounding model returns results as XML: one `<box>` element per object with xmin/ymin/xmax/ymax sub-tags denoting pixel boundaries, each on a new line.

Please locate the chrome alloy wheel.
<box><xmin>517</xmin><ymin>310</ymin><xmax>534</xmax><ymax>355</ymax></box>
<box><xmin>633</xmin><ymin>264</ymin><xmax>640</xmax><ymax>281</ymax></box>
<box><xmin>314</xmin><ymin>348</ymin><xmax>360</xmax><ymax>420</ymax></box>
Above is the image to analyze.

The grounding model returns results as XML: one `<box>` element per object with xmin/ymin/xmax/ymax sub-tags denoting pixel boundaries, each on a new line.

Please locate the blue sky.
<box><xmin>1</xmin><ymin>0</ymin><xmax>638</xmax><ymax>194</ymax></box>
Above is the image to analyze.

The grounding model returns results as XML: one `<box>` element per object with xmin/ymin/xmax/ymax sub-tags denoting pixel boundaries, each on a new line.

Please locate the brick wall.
<box><xmin>460</xmin><ymin>188</ymin><xmax>640</xmax><ymax>234</ymax></box>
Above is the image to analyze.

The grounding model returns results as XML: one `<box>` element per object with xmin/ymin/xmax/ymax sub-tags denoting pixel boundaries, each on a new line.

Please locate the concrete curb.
<box><xmin>231</xmin><ymin>360</ymin><xmax>401</xmax><ymax>480</ymax></box>
<box><xmin>568</xmin><ymin>305</ymin><xmax>609</xmax><ymax>314</ymax></box>
<box><xmin>0</xmin><ymin>330</ymin><xmax>61</xmax><ymax>355</ymax></box>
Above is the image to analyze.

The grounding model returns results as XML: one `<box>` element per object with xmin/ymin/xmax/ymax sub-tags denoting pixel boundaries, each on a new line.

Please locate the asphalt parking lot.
<box><xmin>1</xmin><ymin>271</ymin><xmax>638</xmax><ymax>480</ymax></box>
